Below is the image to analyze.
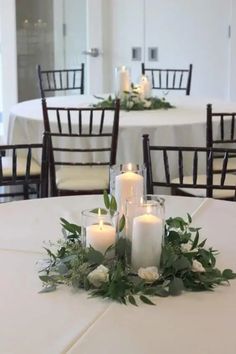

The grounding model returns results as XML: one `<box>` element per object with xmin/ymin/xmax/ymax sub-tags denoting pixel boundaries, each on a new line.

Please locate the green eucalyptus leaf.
<box><xmin>139</xmin><ymin>295</ymin><xmax>155</xmax><ymax>305</ymax></box>
<box><xmin>87</xmin><ymin>247</ymin><xmax>104</xmax><ymax>265</ymax></box>
<box><xmin>90</xmin><ymin>208</ymin><xmax>107</xmax><ymax>215</ymax></box>
<box><xmin>128</xmin><ymin>295</ymin><xmax>138</xmax><ymax>306</ymax></box>
<box><xmin>103</xmin><ymin>190</ymin><xmax>110</xmax><ymax>209</ymax></box>
<box><xmin>119</xmin><ymin>215</ymin><xmax>126</xmax><ymax>232</ymax></box>
<box><xmin>39</xmin><ymin>285</ymin><xmax>56</xmax><ymax>293</ymax></box>
<box><xmin>191</xmin><ymin>231</ymin><xmax>199</xmax><ymax>250</ymax></box>
<box><xmin>169</xmin><ymin>277</ymin><xmax>184</xmax><ymax>296</ymax></box>
<box><xmin>222</xmin><ymin>269</ymin><xmax>236</xmax><ymax>280</ymax></box>
<box><xmin>110</xmin><ymin>195</ymin><xmax>117</xmax><ymax>212</ymax></box>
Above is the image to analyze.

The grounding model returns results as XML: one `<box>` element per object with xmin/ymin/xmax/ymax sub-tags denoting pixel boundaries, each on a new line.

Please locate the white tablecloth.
<box><xmin>8</xmin><ymin>95</ymin><xmax>236</xmax><ymax>166</ymax></box>
<box><xmin>1</xmin><ymin>195</ymin><xmax>236</xmax><ymax>354</ymax></box>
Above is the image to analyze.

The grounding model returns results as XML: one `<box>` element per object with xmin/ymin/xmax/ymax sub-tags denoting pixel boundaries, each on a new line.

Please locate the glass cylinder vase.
<box><xmin>125</xmin><ymin>196</ymin><xmax>165</xmax><ymax>271</ymax></box>
<box><xmin>110</xmin><ymin>163</ymin><xmax>146</xmax><ymax>216</ymax></box>
<box><xmin>115</xmin><ymin>65</ymin><xmax>131</xmax><ymax>98</ymax></box>
<box><xmin>81</xmin><ymin>209</ymin><xmax>119</xmax><ymax>257</ymax></box>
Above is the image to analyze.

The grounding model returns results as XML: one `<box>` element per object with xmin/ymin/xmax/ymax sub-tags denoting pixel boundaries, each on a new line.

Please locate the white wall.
<box><xmin>0</xmin><ymin>0</ymin><xmax>18</xmax><ymax>141</ymax></box>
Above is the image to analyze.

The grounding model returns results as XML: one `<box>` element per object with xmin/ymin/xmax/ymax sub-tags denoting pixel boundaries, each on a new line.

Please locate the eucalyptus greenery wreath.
<box><xmin>38</xmin><ymin>192</ymin><xmax>236</xmax><ymax>306</ymax></box>
<box><xmin>92</xmin><ymin>86</ymin><xmax>174</xmax><ymax>111</ymax></box>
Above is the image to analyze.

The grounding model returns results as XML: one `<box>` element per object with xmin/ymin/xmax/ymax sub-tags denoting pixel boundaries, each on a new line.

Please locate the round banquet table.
<box><xmin>8</xmin><ymin>95</ymin><xmax>236</xmax><ymax>165</ymax></box>
<box><xmin>1</xmin><ymin>194</ymin><xmax>236</xmax><ymax>354</ymax></box>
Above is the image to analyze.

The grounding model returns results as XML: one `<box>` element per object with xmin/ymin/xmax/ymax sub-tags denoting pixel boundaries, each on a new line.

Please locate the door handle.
<box><xmin>82</xmin><ymin>48</ymin><xmax>100</xmax><ymax>57</ymax></box>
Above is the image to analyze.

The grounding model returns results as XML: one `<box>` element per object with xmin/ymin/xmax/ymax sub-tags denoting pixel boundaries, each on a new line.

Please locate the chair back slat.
<box><xmin>25</xmin><ymin>147</ymin><xmax>32</xmax><ymax>181</ymax></box>
<box><xmin>79</xmin><ymin>110</ymin><xmax>82</xmax><ymax>134</ymax></box>
<box><xmin>89</xmin><ymin>110</ymin><xmax>93</xmax><ymax>134</ymax></box>
<box><xmin>231</xmin><ymin>115</ymin><xmax>235</xmax><ymax>140</ymax></box>
<box><xmin>221</xmin><ymin>152</ymin><xmax>228</xmax><ymax>186</ymax></box>
<box><xmin>172</xmin><ymin>71</ymin><xmax>176</xmax><ymax>89</ymax></box>
<box><xmin>163</xmin><ymin>150</ymin><xmax>170</xmax><ymax>184</ymax></box>
<box><xmin>67</xmin><ymin>110</ymin><xmax>72</xmax><ymax>135</ymax></box>
<box><xmin>179</xmin><ymin>72</ymin><xmax>183</xmax><ymax>89</ymax></box>
<box><xmin>142</xmin><ymin>63</ymin><xmax>192</xmax><ymax>95</ymax></box>
<box><xmin>178</xmin><ymin>150</ymin><xmax>183</xmax><ymax>184</ymax></box>
<box><xmin>12</xmin><ymin>148</ymin><xmax>17</xmax><ymax>181</ymax></box>
<box><xmin>193</xmin><ymin>150</ymin><xmax>198</xmax><ymax>185</ymax></box>
<box><xmin>0</xmin><ymin>155</ymin><xmax>3</xmax><ymax>181</ymax></box>
<box><xmin>56</xmin><ymin>109</ymin><xmax>62</xmax><ymax>133</ymax></box>
<box><xmin>220</xmin><ymin>115</ymin><xmax>224</xmax><ymax>140</ymax></box>
<box><xmin>99</xmin><ymin>110</ymin><xmax>105</xmax><ymax>134</ymax></box>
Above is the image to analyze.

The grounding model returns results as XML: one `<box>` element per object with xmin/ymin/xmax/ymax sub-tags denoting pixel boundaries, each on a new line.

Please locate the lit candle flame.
<box><xmin>146</xmin><ymin>205</ymin><xmax>152</xmax><ymax>214</ymax></box>
<box><xmin>98</xmin><ymin>208</ymin><xmax>101</xmax><ymax>216</ymax></box>
<box><xmin>127</xmin><ymin>163</ymin><xmax>133</xmax><ymax>171</ymax></box>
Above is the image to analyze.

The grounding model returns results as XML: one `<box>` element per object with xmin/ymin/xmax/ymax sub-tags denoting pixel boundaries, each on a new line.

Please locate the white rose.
<box><xmin>181</xmin><ymin>242</ymin><xmax>198</xmax><ymax>253</ymax></box>
<box><xmin>87</xmin><ymin>265</ymin><xmax>109</xmax><ymax>287</ymax></box>
<box><xmin>191</xmin><ymin>259</ymin><xmax>205</xmax><ymax>273</ymax></box>
<box><xmin>138</xmin><ymin>266</ymin><xmax>159</xmax><ymax>283</ymax></box>
<box><xmin>143</xmin><ymin>100</ymin><xmax>152</xmax><ymax>108</ymax></box>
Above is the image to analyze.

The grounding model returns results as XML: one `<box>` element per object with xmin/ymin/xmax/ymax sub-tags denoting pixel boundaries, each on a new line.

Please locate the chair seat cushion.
<box><xmin>56</xmin><ymin>165</ymin><xmax>109</xmax><ymax>191</ymax></box>
<box><xmin>2</xmin><ymin>157</ymin><xmax>41</xmax><ymax>177</ymax></box>
<box><xmin>171</xmin><ymin>173</ymin><xmax>236</xmax><ymax>199</ymax></box>
<box><xmin>213</xmin><ymin>157</ymin><xmax>236</xmax><ymax>171</ymax></box>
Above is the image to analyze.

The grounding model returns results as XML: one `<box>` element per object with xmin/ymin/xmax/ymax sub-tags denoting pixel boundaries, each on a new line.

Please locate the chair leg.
<box><xmin>23</xmin><ymin>185</ymin><xmax>29</xmax><ymax>199</ymax></box>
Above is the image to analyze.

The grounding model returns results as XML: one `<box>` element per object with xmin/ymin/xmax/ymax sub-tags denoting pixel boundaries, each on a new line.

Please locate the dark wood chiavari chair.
<box><xmin>43</xmin><ymin>100</ymin><xmax>120</xmax><ymax>196</ymax></box>
<box><xmin>141</xmin><ymin>63</ymin><xmax>193</xmax><ymax>96</ymax></box>
<box><xmin>207</xmin><ymin>103</ymin><xmax>236</xmax><ymax>172</ymax></box>
<box><xmin>143</xmin><ymin>134</ymin><xmax>236</xmax><ymax>200</ymax></box>
<box><xmin>0</xmin><ymin>142</ymin><xmax>47</xmax><ymax>202</ymax></box>
<box><xmin>37</xmin><ymin>64</ymin><xmax>85</xmax><ymax>98</ymax></box>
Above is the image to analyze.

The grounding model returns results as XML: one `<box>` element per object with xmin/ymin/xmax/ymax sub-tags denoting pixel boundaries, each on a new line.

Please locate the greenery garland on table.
<box><xmin>38</xmin><ymin>192</ymin><xmax>236</xmax><ymax>306</ymax></box>
<box><xmin>92</xmin><ymin>90</ymin><xmax>174</xmax><ymax>111</ymax></box>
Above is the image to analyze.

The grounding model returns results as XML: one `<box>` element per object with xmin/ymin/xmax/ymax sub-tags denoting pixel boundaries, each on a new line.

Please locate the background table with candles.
<box><xmin>1</xmin><ymin>194</ymin><xmax>236</xmax><ymax>353</ymax></box>
<box><xmin>8</xmin><ymin>94</ymin><xmax>236</xmax><ymax>185</ymax></box>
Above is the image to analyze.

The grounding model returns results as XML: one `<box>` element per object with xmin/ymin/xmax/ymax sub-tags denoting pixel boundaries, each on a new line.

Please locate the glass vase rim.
<box><xmin>81</xmin><ymin>208</ymin><xmax>119</xmax><ymax>218</ymax></box>
<box><xmin>110</xmin><ymin>163</ymin><xmax>146</xmax><ymax>172</ymax></box>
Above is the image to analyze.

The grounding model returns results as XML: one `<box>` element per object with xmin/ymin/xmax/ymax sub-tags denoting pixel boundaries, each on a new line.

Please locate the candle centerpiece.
<box><xmin>82</xmin><ymin>208</ymin><xmax>119</xmax><ymax>255</ymax></box>
<box><xmin>115</xmin><ymin>65</ymin><xmax>131</xmax><ymax>98</ymax></box>
<box><xmin>139</xmin><ymin>75</ymin><xmax>151</xmax><ymax>99</ymax></box>
<box><xmin>110</xmin><ymin>163</ymin><xmax>146</xmax><ymax>216</ymax></box>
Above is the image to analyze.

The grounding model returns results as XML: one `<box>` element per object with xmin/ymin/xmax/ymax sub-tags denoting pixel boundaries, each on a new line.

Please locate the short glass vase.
<box><xmin>81</xmin><ymin>209</ymin><xmax>119</xmax><ymax>257</ymax></box>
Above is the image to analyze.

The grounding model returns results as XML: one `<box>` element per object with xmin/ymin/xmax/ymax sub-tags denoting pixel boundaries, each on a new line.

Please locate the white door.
<box><xmin>145</xmin><ymin>0</ymin><xmax>231</xmax><ymax>99</ymax></box>
<box><xmin>54</xmin><ymin>0</ymin><xmax>104</xmax><ymax>94</ymax></box>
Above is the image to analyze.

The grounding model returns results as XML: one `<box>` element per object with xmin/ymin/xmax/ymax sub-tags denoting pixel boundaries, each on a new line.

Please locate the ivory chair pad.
<box><xmin>171</xmin><ymin>173</ymin><xmax>236</xmax><ymax>198</ymax></box>
<box><xmin>213</xmin><ymin>157</ymin><xmax>236</xmax><ymax>171</ymax></box>
<box><xmin>2</xmin><ymin>157</ymin><xmax>41</xmax><ymax>177</ymax></box>
<box><xmin>56</xmin><ymin>165</ymin><xmax>109</xmax><ymax>191</ymax></box>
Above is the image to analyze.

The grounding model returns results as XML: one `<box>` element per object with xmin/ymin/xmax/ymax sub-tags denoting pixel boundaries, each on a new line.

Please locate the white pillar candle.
<box><xmin>115</xmin><ymin>169</ymin><xmax>144</xmax><ymax>216</ymax></box>
<box><xmin>140</xmin><ymin>75</ymin><xmax>151</xmax><ymax>99</ymax></box>
<box><xmin>86</xmin><ymin>220</ymin><xmax>116</xmax><ymax>255</ymax></box>
<box><xmin>131</xmin><ymin>213</ymin><xmax>162</xmax><ymax>271</ymax></box>
<box><xmin>119</xmin><ymin>66</ymin><xmax>130</xmax><ymax>95</ymax></box>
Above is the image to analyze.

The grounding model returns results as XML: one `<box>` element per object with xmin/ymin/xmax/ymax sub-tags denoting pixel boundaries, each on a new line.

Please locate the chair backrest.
<box><xmin>37</xmin><ymin>64</ymin><xmax>85</xmax><ymax>98</ymax></box>
<box><xmin>143</xmin><ymin>134</ymin><xmax>236</xmax><ymax>199</ymax></box>
<box><xmin>206</xmin><ymin>103</ymin><xmax>236</xmax><ymax>148</ymax></box>
<box><xmin>0</xmin><ymin>142</ymin><xmax>48</xmax><ymax>201</ymax></box>
<box><xmin>43</xmin><ymin>100</ymin><xmax>120</xmax><ymax>195</ymax></box>
<box><xmin>141</xmin><ymin>63</ymin><xmax>192</xmax><ymax>95</ymax></box>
